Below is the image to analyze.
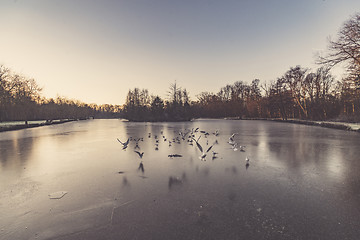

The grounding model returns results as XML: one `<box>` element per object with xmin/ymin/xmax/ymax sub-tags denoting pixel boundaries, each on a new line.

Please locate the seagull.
<box><xmin>134</xmin><ymin>151</ymin><xmax>144</xmax><ymax>158</ymax></box>
<box><xmin>192</xmin><ymin>137</ymin><xmax>214</xmax><ymax>161</ymax></box>
<box><xmin>117</xmin><ymin>138</ymin><xmax>130</xmax><ymax>150</ymax></box>
<box><xmin>231</xmin><ymin>142</ymin><xmax>238</xmax><ymax>151</ymax></box>
<box><xmin>179</xmin><ymin>130</ymin><xmax>190</xmax><ymax>140</ymax></box>
<box><xmin>200</xmin><ymin>130</ymin><xmax>210</xmax><ymax>137</ymax></box>
<box><xmin>192</xmin><ymin>127</ymin><xmax>199</xmax><ymax>133</ymax></box>
<box><xmin>213</xmin><ymin>130</ymin><xmax>219</xmax><ymax>136</ymax></box>
<box><xmin>239</xmin><ymin>145</ymin><xmax>246</xmax><ymax>152</ymax></box>
<box><xmin>132</xmin><ymin>138</ymin><xmax>141</xmax><ymax>149</ymax></box>
<box><xmin>245</xmin><ymin>157</ymin><xmax>250</xmax><ymax>169</ymax></box>
<box><xmin>229</xmin><ymin>133</ymin><xmax>238</xmax><ymax>142</ymax></box>
<box><xmin>212</xmin><ymin>151</ymin><xmax>218</xmax><ymax>160</ymax></box>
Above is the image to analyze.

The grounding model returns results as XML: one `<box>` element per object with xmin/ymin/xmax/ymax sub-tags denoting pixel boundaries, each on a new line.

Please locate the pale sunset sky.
<box><xmin>0</xmin><ymin>0</ymin><xmax>360</xmax><ymax>105</ymax></box>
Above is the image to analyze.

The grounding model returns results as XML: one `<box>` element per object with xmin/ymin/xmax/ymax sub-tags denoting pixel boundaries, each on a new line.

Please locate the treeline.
<box><xmin>123</xmin><ymin>82</ymin><xmax>191</xmax><ymax>121</ymax></box>
<box><xmin>122</xmin><ymin>13</ymin><xmax>360</xmax><ymax>122</ymax></box>
<box><xmin>193</xmin><ymin>66</ymin><xmax>354</xmax><ymax>121</ymax></box>
<box><xmin>0</xmin><ymin>65</ymin><xmax>121</xmax><ymax>123</ymax></box>
<box><xmin>123</xmin><ymin>65</ymin><xmax>359</xmax><ymax>122</ymax></box>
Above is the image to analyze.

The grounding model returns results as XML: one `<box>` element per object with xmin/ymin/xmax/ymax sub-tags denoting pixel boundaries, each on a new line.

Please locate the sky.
<box><xmin>0</xmin><ymin>0</ymin><xmax>360</xmax><ymax>105</ymax></box>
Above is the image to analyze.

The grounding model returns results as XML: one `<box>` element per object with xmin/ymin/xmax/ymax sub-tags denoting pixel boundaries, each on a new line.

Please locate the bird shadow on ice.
<box><xmin>168</xmin><ymin>172</ymin><xmax>187</xmax><ymax>190</ymax></box>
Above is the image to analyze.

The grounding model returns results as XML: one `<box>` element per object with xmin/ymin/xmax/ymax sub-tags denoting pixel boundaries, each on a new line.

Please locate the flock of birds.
<box><xmin>116</xmin><ymin>127</ymin><xmax>251</xmax><ymax>174</ymax></box>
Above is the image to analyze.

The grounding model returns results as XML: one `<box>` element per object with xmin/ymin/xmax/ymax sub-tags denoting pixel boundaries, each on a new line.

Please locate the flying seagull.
<box><xmin>117</xmin><ymin>138</ymin><xmax>130</xmax><ymax>150</ymax></box>
<box><xmin>179</xmin><ymin>130</ymin><xmax>190</xmax><ymax>140</ymax></box>
<box><xmin>229</xmin><ymin>133</ymin><xmax>238</xmax><ymax>142</ymax></box>
<box><xmin>192</xmin><ymin>137</ymin><xmax>214</xmax><ymax>161</ymax></box>
<box><xmin>134</xmin><ymin>151</ymin><xmax>144</xmax><ymax>158</ymax></box>
<box><xmin>212</xmin><ymin>151</ymin><xmax>218</xmax><ymax>160</ymax></box>
<box><xmin>192</xmin><ymin>127</ymin><xmax>199</xmax><ymax>133</ymax></box>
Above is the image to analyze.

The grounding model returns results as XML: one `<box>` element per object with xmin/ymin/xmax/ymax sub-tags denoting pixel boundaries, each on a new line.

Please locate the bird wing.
<box><xmin>134</xmin><ymin>151</ymin><xmax>141</xmax><ymax>157</ymax></box>
<box><xmin>192</xmin><ymin>137</ymin><xmax>203</xmax><ymax>153</ymax></box>
<box><xmin>230</xmin><ymin>133</ymin><xmax>238</xmax><ymax>139</ymax></box>
<box><xmin>117</xmin><ymin>138</ymin><xmax>124</xmax><ymax>145</ymax></box>
<box><xmin>184</xmin><ymin>131</ymin><xmax>190</xmax><ymax>138</ymax></box>
<box><xmin>125</xmin><ymin>138</ymin><xmax>130</xmax><ymax>145</ymax></box>
<box><xmin>206</xmin><ymin>144</ymin><xmax>213</xmax><ymax>153</ymax></box>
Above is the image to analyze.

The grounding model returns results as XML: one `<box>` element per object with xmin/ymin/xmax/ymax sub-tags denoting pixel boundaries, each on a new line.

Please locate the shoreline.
<box><xmin>0</xmin><ymin>119</ymin><xmax>78</xmax><ymax>133</ymax></box>
<box><xmin>227</xmin><ymin>117</ymin><xmax>360</xmax><ymax>132</ymax></box>
<box><xmin>1</xmin><ymin>117</ymin><xmax>359</xmax><ymax>133</ymax></box>
<box><xmin>269</xmin><ymin>118</ymin><xmax>360</xmax><ymax>132</ymax></box>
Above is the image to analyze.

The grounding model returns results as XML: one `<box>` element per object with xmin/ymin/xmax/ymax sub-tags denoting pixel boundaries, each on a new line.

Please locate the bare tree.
<box><xmin>318</xmin><ymin>13</ymin><xmax>360</xmax><ymax>88</ymax></box>
<box><xmin>283</xmin><ymin>66</ymin><xmax>309</xmax><ymax>118</ymax></box>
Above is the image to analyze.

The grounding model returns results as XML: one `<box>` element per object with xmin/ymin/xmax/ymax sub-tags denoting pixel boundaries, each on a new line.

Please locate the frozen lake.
<box><xmin>1</xmin><ymin>119</ymin><xmax>360</xmax><ymax>239</ymax></box>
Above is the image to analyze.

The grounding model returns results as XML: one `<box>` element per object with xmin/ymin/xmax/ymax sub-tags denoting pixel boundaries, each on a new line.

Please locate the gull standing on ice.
<box><xmin>245</xmin><ymin>157</ymin><xmax>250</xmax><ymax>169</ymax></box>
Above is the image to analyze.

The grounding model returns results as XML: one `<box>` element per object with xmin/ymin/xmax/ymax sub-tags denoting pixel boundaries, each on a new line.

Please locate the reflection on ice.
<box><xmin>168</xmin><ymin>173</ymin><xmax>187</xmax><ymax>190</ymax></box>
<box><xmin>225</xmin><ymin>166</ymin><xmax>238</xmax><ymax>175</ymax></box>
<box><xmin>137</xmin><ymin>162</ymin><xmax>144</xmax><ymax>173</ymax></box>
<box><xmin>122</xmin><ymin>176</ymin><xmax>130</xmax><ymax>187</ymax></box>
